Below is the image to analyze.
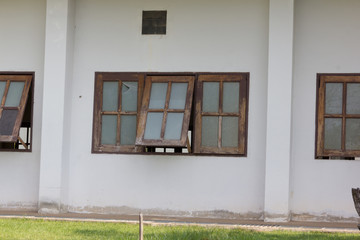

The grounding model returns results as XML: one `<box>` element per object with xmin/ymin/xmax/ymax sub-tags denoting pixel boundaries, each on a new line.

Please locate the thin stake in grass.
<box><xmin>139</xmin><ymin>213</ymin><xmax>143</xmax><ymax>240</ymax></box>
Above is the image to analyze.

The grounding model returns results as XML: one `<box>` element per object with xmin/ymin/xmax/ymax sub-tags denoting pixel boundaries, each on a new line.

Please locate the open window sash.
<box><xmin>0</xmin><ymin>75</ymin><xmax>32</xmax><ymax>144</ymax></box>
<box><xmin>135</xmin><ymin>75</ymin><xmax>195</xmax><ymax>147</ymax></box>
<box><xmin>92</xmin><ymin>72</ymin><xmax>145</xmax><ymax>153</ymax></box>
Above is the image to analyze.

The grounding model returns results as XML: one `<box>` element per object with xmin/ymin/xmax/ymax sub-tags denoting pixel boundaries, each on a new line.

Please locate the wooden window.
<box><xmin>316</xmin><ymin>74</ymin><xmax>360</xmax><ymax>159</ymax></box>
<box><xmin>92</xmin><ymin>72</ymin><xmax>249</xmax><ymax>156</ymax></box>
<box><xmin>135</xmin><ymin>75</ymin><xmax>195</xmax><ymax>147</ymax></box>
<box><xmin>0</xmin><ymin>74</ymin><xmax>33</xmax><ymax>151</ymax></box>
<box><xmin>193</xmin><ymin>74</ymin><xmax>248</xmax><ymax>155</ymax></box>
<box><xmin>92</xmin><ymin>73</ymin><xmax>144</xmax><ymax>153</ymax></box>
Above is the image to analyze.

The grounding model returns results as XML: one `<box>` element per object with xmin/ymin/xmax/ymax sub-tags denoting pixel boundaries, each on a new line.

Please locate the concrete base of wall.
<box><xmin>264</xmin><ymin>212</ymin><xmax>290</xmax><ymax>222</ymax></box>
<box><xmin>66</xmin><ymin>205</ymin><xmax>263</xmax><ymax>221</ymax></box>
<box><xmin>0</xmin><ymin>202</ymin><xmax>38</xmax><ymax>212</ymax></box>
<box><xmin>291</xmin><ymin>212</ymin><xmax>358</xmax><ymax>224</ymax></box>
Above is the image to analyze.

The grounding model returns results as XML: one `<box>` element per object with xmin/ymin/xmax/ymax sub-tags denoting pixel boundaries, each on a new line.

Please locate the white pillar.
<box><xmin>264</xmin><ymin>0</ymin><xmax>294</xmax><ymax>222</ymax></box>
<box><xmin>38</xmin><ymin>0</ymin><xmax>74</xmax><ymax>214</ymax></box>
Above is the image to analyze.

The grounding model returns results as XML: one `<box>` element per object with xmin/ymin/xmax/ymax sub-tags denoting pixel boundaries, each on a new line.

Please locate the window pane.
<box><xmin>5</xmin><ymin>81</ymin><xmax>25</xmax><ymax>107</ymax></box>
<box><xmin>325</xmin><ymin>83</ymin><xmax>342</xmax><ymax>114</ymax></box>
<box><xmin>203</xmin><ymin>82</ymin><xmax>219</xmax><ymax>112</ymax></box>
<box><xmin>120</xmin><ymin>115</ymin><xmax>137</xmax><ymax>145</ymax></box>
<box><xmin>346</xmin><ymin>119</ymin><xmax>360</xmax><ymax>150</ymax></box>
<box><xmin>101</xmin><ymin>115</ymin><xmax>117</xmax><ymax>145</ymax></box>
<box><xmin>169</xmin><ymin>83</ymin><xmax>188</xmax><ymax>109</ymax></box>
<box><xmin>144</xmin><ymin>112</ymin><xmax>163</xmax><ymax>139</ymax></box>
<box><xmin>122</xmin><ymin>82</ymin><xmax>138</xmax><ymax>112</ymax></box>
<box><xmin>0</xmin><ymin>81</ymin><xmax>5</xmax><ymax>102</ymax></box>
<box><xmin>0</xmin><ymin>109</ymin><xmax>18</xmax><ymax>135</ymax></box>
<box><xmin>149</xmin><ymin>83</ymin><xmax>167</xmax><ymax>109</ymax></box>
<box><xmin>201</xmin><ymin>116</ymin><xmax>218</xmax><ymax>147</ymax></box>
<box><xmin>164</xmin><ymin>113</ymin><xmax>184</xmax><ymax>140</ymax></box>
<box><xmin>346</xmin><ymin>83</ymin><xmax>360</xmax><ymax>114</ymax></box>
<box><xmin>324</xmin><ymin>118</ymin><xmax>342</xmax><ymax>150</ymax></box>
<box><xmin>223</xmin><ymin>82</ymin><xmax>239</xmax><ymax>113</ymax></box>
<box><xmin>222</xmin><ymin>117</ymin><xmax>238</xmax><ymax>147</ymax></box>
<box><xmin>102</xmin><ymin>82</ymin><xmax>118</xmax><ymax>111</ymax></box>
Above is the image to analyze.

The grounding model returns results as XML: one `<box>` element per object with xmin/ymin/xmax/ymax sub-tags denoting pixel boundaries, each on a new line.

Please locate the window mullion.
<box><xmin>341</xmin><ymin>82</ymin><xmax>347</xmax><ymax>151</ymax></box>
<box><xmin>116</xmin><ymin>81</ymin><xmax>122</xmax><ymax>146</ymax></box>
<box><xmin>218</xmin><ymin>81</ymin><xmax>223</xmax><ymax>148</ymax></box>
<box><xmin>160</xmin><ymin>82</ymin><xmax>172</xmax><ymax>139</ymax></box>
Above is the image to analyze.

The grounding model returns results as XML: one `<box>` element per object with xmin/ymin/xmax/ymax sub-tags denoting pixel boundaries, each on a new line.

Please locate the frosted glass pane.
<box><xmin>324</xmin><ymin>118</ymin><xmax>342</xmax><ymax>150</ymax></box>
<box><xmin>222</xmin><ymin>117</ymin><xmax>238</xmax><ymax>147</ymax></box>
<box><xmin>101</xmin><ymin>115</ymin><xmax>117</xmax><ymax>145</ymax></box>
<box><xmin>203</xmin><ymin>82</ymin><xmax>219</xmax><ymax>112</ymax></box>
<box><xmin>346</xmin><ymin>83</ymin><xmax>360</xmax><ymax>114</ymax></box>
<box><xmin>120</xmin><ymin>115</ymin><xmax>137</xmax><ymax>145</ymax></box>
<box><xmin>122</xmin><ymin>82</ymin><xmax>138</xmax><ymax>112</ymax></box>
<box><xmin>169</xmin><ymin>83</ymin><xmax>188</xmax><ymax>109</ymax></box>
<box><xmin>346</xmin><ymin>119</ymin><xmax>360</xmax><ymax>150</ymax></box>
<box><xmin>223</xmin><ymin>82</ymin><xmax>239</xmax><ymax>113</ymax></box>
<box><xmin>325</xmin><ymin>83</ymin><xmax>342</xmax><ymax>114</ymax></box>
<box><xmin>164</xmin><ymin>113</ymin><xmax>184</xmax><ymax>140</ymax></box>
<box><xmin>102</xmin><ymin>82</ymin><xmax>118</xmax><ymax>111</ymax></box>
<box><xmin>5</xmin><ymin>81</ymin><xmax>25</xmax><ymax>107</ymax></box>
<box><xmin>0</xmin><ymin>81</ymin><xmax>5</xmax><ymax>102</ymax></box>
<box><xmin>201</xmin><ymin>116</ymin><xmax>218</xmax><ymax>147</ymax></box>
<box><xmin>149</xmin><ymin>83</ymin><xmax>167</xmax><ymax>109</ymax></box>
<box><xmin>144</xmin><ymin>112</ymin><xmax>163</xmax><ymax>139</ymax></box>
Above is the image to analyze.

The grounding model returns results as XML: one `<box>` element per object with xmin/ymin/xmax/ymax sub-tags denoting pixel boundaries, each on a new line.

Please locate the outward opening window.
<box><xmin>0</xmin><ymin>74</ymin><xmax>33</xmax><ymax>151</ymax></box>
<box><xmin>92</xmin><ymin>72</ymin><xmax>249</xmax><ymax>156</ymax></box>
<box><xmin>92</xmin><ymin>73</ymin><xmax>144</xmax><ymax>153</ymax></box>
<box><xmin>316</xmin><ymin>74</ymin><xmax>360</xmax><ymax>159</ymax></box>
<box><xmin>136</xmin><ymin>76</ymin><xmax>194</xmax><ymax>147</ymax></box>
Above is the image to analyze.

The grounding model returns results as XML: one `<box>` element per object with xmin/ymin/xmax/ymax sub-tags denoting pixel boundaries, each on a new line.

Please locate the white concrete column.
<box><xmin>38</xmin><ymin>0</ymin><xmax>74</xmax><ymax>214</ymax></box>
<box><xmin>264</xmin><ymin>0</ymin><xmax>294</xmax><ymax>222</ymax></box>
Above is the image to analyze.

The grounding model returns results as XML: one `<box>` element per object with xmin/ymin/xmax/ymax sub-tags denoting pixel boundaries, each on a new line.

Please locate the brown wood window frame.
<box><xmin>135</xmin><ymin>75</ymin><xmax>195</xmax><ymax>147</ymax></box>
<box><xmin>92</xmin><ymin>73</ymin><xmax>144</xmax><ymax>153</ymax></box>
<box><xmin>0</xmin><ymin>73</ymin><xmax>33</xmax><ymax>151</ymax></box>
<box><xmin>193</xmin><ymin>74</ymin><xmax>248</xmax><ymax>155</ymax></box>
<box><xmin>92</xmin><ymin>72</ymin><xmax>249</xmax><ymax>156</ymax></box>
<box><xmin>316</xmin><ymin>74</ymin><xmax>360</xmax><ymax>159</ymax></box>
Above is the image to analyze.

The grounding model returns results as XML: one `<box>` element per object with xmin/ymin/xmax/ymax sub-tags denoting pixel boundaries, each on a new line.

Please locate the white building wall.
<box><xmin>1</xmin><ymin>0</ymin><xmax>358</xmax><ymax>223</ymax></box>
<box><xmin>66</xmin><ymin>0</ymin><xmax>269</xmax><ymax>218</ymax></box>
<box><xmin>291</xmin><ymin>0</ymin><xmax>360</xmax><ymax>221</ymax></box>
<box><xmin>0</xmin><ymin>0</ymin><xmax>46</xmax><ymax>210</ymax></box>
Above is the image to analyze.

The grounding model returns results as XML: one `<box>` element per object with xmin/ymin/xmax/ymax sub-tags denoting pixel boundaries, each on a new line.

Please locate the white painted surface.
<box><xmin>39</xmin><ymin>0</ymin><xmax>75</xmax><ymax>213</ymax></box>
<box><xmin>0</xmin><ymin>0</ymin><xmax>46</xmax><ymax>209</ymax></box>
<box><xmin>291</xmin><ymin>0</ymin><xmax>360</xmax><ymax>220</ymax></box>
<box><xmin>66</xmin><ymin>0</ymin><xmax>269</xmax><ymax>216</ymax></box>
<box><xmin>264</xmin><ymin>0</ymin><xmax>294</xmax><ymax>221</ymax></box>
<box><xmin>0</xmin><ymin>0</ymin><xmax>359</xmax><ymax>222</ymax></box>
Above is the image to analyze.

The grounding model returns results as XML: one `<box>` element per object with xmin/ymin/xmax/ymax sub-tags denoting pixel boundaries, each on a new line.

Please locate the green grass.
<box><xmin>0</xmin><ymin>218</ymin><xmax>359</xmax><ymax>240</ymax></box>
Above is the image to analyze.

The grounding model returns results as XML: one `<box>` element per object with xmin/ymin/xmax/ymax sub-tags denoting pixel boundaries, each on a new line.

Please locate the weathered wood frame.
<box><xmin>135</xmin><ymin>75</ymin><xmax>195</xmax><ymax>147</ymax></box>
<box><xmin>92</xmin><ymin>72</ymin><xmax>144</xmax><ymax>153</ymax></box>
<box><xmin>193</xmin><ymin>73</ymin><xmax>249</xmax><ymax>155</ymax></box>
<box><xmin>92</xmin><ymin>72</ymin><xmax>249</xmax><ymax>156</ymax></box>
<box><xmin>316</xmin><ymin>74</ymin><xmax>360</xmax><ymax>158</ymax></box>
<box><xmin>0</xmin><ymin>74</ymin><xmax>32</xmax><ymax>145</ymax></box>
